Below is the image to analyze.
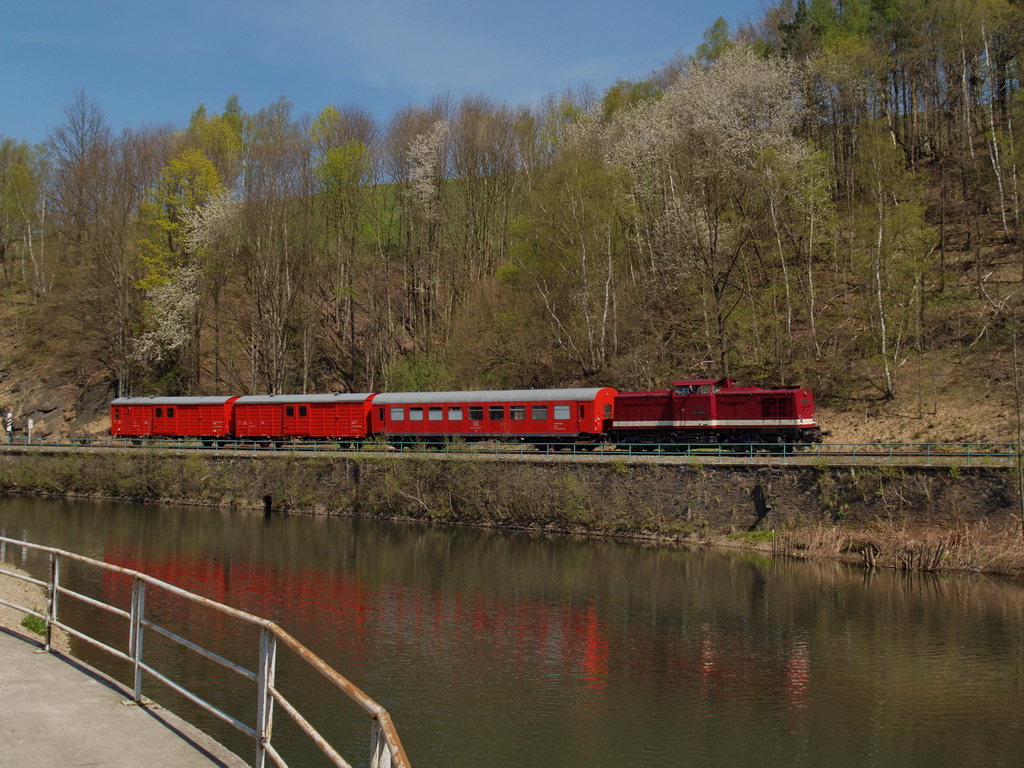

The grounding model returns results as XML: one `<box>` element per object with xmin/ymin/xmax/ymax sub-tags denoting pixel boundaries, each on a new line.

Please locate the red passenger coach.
<box><xmin>371</xmin><ymin>388</ymin><xmax>618</xmax><ymax>449</ymax></box>
<box><xmin>110</xmin><ymin>396</ymin><xmax>239</xmax><ymax>442</ymax></box>
<box><xmin>612</xmin><ymin>378</ymin><xmax>823</xmax><ymax>448</ymax></box>
<box><xmin>233</xmin><ymin>393</ymin><xmax>375</xmax><ymax>445</ymax></box>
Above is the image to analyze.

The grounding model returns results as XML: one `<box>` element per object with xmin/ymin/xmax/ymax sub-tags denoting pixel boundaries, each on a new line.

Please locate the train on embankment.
<box><xmin>110</xmin><ymin>378</ymin><xmax>825</xmax><ymax>451</ymax></box>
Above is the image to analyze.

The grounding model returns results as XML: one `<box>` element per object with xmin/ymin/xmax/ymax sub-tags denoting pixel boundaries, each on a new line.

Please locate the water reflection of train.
<box><xmin>100</xmin><ymin>548</ymin><xmax>611</xmax><ymax>690</ymax></box>
<box><xmin>110</xmin><ymin>378</ymin><xmax>824</xmax><ymax>451</ymax></box>
<box><xmin>100</xmin><ymin>549</ymin><xmax>812</xmax><ymax>704</ymax></box>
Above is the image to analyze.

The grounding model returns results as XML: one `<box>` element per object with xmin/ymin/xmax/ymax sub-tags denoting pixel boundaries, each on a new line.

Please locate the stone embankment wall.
<box><xmin>0</xmin><ymin>450</ymin><xmax>1016</xmax><ymax>537</ymax></box>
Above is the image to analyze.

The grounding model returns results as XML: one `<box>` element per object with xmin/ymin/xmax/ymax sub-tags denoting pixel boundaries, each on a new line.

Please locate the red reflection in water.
<box><xmin>99</xmin><ymin>544</ymin><xmax>815</xmax><ymax>718</ymax></box>
<box><xmin>101</xmin><ymin>546</ymin><xmax>612</xmax><ymax>691</ymax></box>
<box><xmin>784</xmin><ymin>637</ymin><xmax>810</xmax><ymax>710</ymax></box>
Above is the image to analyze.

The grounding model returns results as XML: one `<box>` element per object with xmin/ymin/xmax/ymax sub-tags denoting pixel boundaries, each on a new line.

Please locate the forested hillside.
<box><xmin>2</xmin><ymin>0</ymin><xmax>1023</xmax><ymax>443</ymax></box>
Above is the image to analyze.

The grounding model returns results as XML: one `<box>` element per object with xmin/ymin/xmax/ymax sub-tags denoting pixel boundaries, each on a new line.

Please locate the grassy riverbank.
<box><xmin>1</xmin><ymin>448</ymin><xmax>1022</xmax><ymax>577</ymax></box>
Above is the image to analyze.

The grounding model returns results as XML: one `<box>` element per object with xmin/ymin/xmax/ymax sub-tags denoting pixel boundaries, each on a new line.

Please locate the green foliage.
<box><xmin>185</xmin><ymin>102</ymin><xmax>244</xmax><ymax>186</ymax></box>
<box><xmin>0</xmin><ymin>138</ymin><xmax>47</xmax><ymax>295</ymax></box>
<box><xmin>727</xmin><ymin>529</ymin><xmax>776</xmax><ymax>544</ymax></box>
<box><xmin>137</xmin><ymin>147</ymin><xmax>224</xmax><ymax>289</ymax></box>
<box><xmin>694</xmin><ymin>17</ymin><xmax>735</xmax><ymax>66</ymax></box>
<box><xmin>21</xmin><ymin>613</ymin><xmax>46</xmax><ymax>636</ymax></box>
<box><xmin>601</xmin><ymin>79</ymin><xmax>661</xmax><ymax>120</ymax></box>
<box><xmin>556</xmin><ymin>476</ymin><xmax>594</xmax><ymax>525</ymax></box>
<box><xmin>384</xmin><ymin>353</ymin><xmax>453</xmax><ymax>392</ymax></box>
<box><xmin>316</xmin><ymin>141</ymin><xmax>370</xmax><ymax>195</ymax></box>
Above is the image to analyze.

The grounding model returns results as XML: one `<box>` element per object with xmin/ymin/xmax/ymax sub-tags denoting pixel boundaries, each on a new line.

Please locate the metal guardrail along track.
<box><xmin>0</xmin><ymin>435</ymin><xmax>1019</xmax><ymax>467</ymax></box>
<box><xmin>0</xmin><ymin>536</ymin><xmax>411</xmax><ymax>768</ymax></box>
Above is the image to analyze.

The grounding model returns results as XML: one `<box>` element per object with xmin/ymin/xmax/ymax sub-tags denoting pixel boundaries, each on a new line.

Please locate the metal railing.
<box><xmin>0</xmin><ymin>434</ymin><xmax>1018</xmax><ymax>467</ymax></box>
<box><xmin>0</xmin><ymin>536</ymin><xmax>410</xmax><ymax>768</ymax></box>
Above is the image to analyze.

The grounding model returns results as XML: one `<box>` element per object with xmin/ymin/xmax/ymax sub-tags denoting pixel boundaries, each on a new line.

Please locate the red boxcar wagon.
<box><xmin>370</xmin><ymin>388</ymin><xmax>618</xmax><ymax>449</ymax></box>
<box><xmin>110</xmin><ymin>396</ymin><xmax>239</xmax><ymax>444</ymax></box>
<box><xmin>233</xmin><ymin>393</ymin><xmax>376</xmax><ymax>446</ymax></box>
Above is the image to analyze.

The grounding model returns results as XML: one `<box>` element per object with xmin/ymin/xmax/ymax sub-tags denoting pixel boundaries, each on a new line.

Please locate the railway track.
<box><xmin>0</xmin><ymin>436</ymin><xmax>1014</xmax><ymax>468</ymax></box>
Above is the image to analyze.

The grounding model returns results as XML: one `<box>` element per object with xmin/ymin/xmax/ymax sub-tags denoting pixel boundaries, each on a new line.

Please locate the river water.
<box><xmin>2</xmin><ymin>496</ymin><xmax>1024</xmax><ymax>767</ymax></box>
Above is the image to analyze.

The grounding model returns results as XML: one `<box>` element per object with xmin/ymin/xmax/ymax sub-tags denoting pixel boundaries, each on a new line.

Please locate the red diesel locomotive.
<box><xmin>109</xmin><ymin>377</ymin><xmax>824</xmax><ymax>449</ymax></box>
<box><xmin>610</xmin><ymin>378</ymin><xmax>822</xmax><ymax>448</ymax></box>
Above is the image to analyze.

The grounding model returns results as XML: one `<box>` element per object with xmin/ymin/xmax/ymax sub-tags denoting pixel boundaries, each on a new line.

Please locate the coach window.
<box><xmin>510</xmin><ymin>405</ymin><xmax>526</xmax><ymax>421</ymax></box>
<box><xmin>448</xmin><ymin>407</ymin><xmax>463</xmax><ymax>420</ymax></box>
<box><xmin>553</xmin><ymin>405</ymin><xmax>571</xmax><ymax>420</ymax></box>
<box><xmin>468</xmin><ymin>406</ymin><xmax>483</xmax><ymax>421</ymax></box>
<box><xmin>488</xmin><ymin>405</ymin><xmax>504</xmax><ymax>421</ymax></box>
<box><xmin>429</xmin><ymin>407</ymin><xmax>443</xmax><ymax>421</ymax></box>
<box><xmin>156</xmin><ymin>407</ymin><xmax>163</xmax><ymax>418</ymax></box>
<box><xmin>579</xmin><ymin>405</ymin><xmax>585</xmax><ymax>419</ymax></box>
<box><xmin>410</xmin><ymin>407</ymin><xmax>424</xmax><ymax>421</ymax></box>
<box><xmin>167</xmin><ymin>407</ymin><xmax>175</xmax><ymax>418</ymax></box>
<box><xmin>390</xmin><ymin>407</ymin><xmax>405</xmax><ymax>421</ymax></box>
<box><xmin>299</xmin><ymin>406</ymin><xmax>308</xmax><ymax>417</ymax></box>
<box><xmin>531</xmin><ymin>405</ymin><xmax>548</xmax><ymax>420</ymax></box>
<box><xmin>286</xmin><ymin>406</ymin><xmax>295</xmax><ymax>417</ymax></box>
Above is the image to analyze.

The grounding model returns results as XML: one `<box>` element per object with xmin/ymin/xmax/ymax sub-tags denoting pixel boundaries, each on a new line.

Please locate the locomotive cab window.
<box><xmin>604</xmin><ymin>404</ymin><xmax>612</xmax><ymax>416</ymax></box>
<box><xmin>468</xmin><ymin>406</ymin><xmax>483</xmax><ymax>421</ymax></box>
<box><xmin>488</xmin><ymin>406</ymin><xmax>504</xmax><ymax>421</ymax></box>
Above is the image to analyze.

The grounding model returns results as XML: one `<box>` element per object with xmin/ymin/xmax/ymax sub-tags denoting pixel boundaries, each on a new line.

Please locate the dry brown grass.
<box><xmin>820</xmin><ymin>345</ymin><xmax>1021</xmax><ymax>446</ymax></box>
<box><xmin>770</xmin><ymin>518</ymin><xmax>1024</xmax><ymax>577</ymax></box>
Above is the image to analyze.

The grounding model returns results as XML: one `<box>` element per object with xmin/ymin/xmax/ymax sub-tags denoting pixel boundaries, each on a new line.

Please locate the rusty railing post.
<box><xmin>45</xmin><ymin>553</ymin><xmax>60</xmax><ymax>652</ymax></box>
<box><xmin>129</xmin><ymin>577</ymin><xmax>146</xmax><ymax>703</ymax></box>
<box><xmin>255</xmin><ymin>626</ymin><xmax>276</xmax><ymax>768</ymax></box>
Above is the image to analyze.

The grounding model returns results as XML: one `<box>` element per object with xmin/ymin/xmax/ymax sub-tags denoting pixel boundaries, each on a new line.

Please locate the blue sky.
<box><xmin>2</xmin><ymin>0</ymin><xmax>766</xmax><ymax>145</ymax></box>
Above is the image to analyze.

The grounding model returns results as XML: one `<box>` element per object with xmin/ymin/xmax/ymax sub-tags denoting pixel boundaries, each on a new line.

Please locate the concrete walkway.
<box><xmin>0</xmin><ymin>627</ymin><xmax>247</xmax><ymax>768</ymax></box>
